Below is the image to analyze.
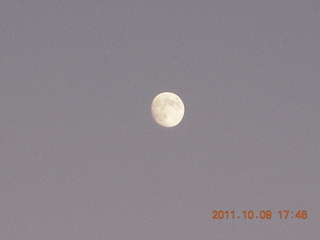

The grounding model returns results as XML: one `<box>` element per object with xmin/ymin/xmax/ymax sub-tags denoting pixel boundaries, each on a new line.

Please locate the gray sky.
<box><xmin>1</xmin><ymin>1</ymin><xmax>319</xmax><ymax>239</ymax></box>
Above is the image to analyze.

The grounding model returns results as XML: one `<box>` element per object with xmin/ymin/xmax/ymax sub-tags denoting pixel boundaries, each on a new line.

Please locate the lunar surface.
<box><xmin>151</xmin><ymin>92</ymin><xmax>185</xmax><ymax>127</ymax></box>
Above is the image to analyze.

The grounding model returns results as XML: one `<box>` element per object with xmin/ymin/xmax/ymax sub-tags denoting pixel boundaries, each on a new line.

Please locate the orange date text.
<box><xmin>211</xmin><ymin>210</ymin><xmax>308</xmax><ymax>219</ymax></box>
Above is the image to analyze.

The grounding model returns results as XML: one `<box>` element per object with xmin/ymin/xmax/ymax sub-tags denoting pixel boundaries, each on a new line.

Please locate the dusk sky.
<box><xmin>1</xmin><ymin>1</ymin><xmax>319</xmax><ymax>239</ymax></box>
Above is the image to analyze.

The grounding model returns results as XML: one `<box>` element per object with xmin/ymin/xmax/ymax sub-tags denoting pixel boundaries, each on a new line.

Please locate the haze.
<box><xmin>1</xmin><ymin>1</ymin><xmax>319</xmax><ymax>239</ymax></box>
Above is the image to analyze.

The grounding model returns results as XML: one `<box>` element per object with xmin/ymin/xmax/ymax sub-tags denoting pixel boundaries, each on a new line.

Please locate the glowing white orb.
<box><xmin>151</xmin><ymin>92</ymin><xmax>185</xmax><ymax>127</ymax></box>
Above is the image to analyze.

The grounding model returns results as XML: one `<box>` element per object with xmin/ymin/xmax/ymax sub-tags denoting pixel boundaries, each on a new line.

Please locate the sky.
<box><xmin>1</xmin><ymin>1</ymin><xmax>319</xmax><ymax>239</ymax></box>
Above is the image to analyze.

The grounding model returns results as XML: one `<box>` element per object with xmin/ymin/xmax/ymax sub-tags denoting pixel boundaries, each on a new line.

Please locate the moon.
<box><xmin>151</xmin><ymin>92</ymin><xmax>185</xmax><ymax>127</ymax></box>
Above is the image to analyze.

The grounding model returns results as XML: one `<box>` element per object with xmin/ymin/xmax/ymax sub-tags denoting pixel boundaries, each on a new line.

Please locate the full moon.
<box><xmin>151</xmin><ymin>92</ymin><xmax>185</xmax><ymax>127</ymax></box>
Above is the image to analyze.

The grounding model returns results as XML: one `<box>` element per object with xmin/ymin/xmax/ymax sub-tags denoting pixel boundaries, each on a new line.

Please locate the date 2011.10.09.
<box><xmin>211</xmin><ymin>210</ymin><xmax>308</xmax><ymax>219</ymax></box>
